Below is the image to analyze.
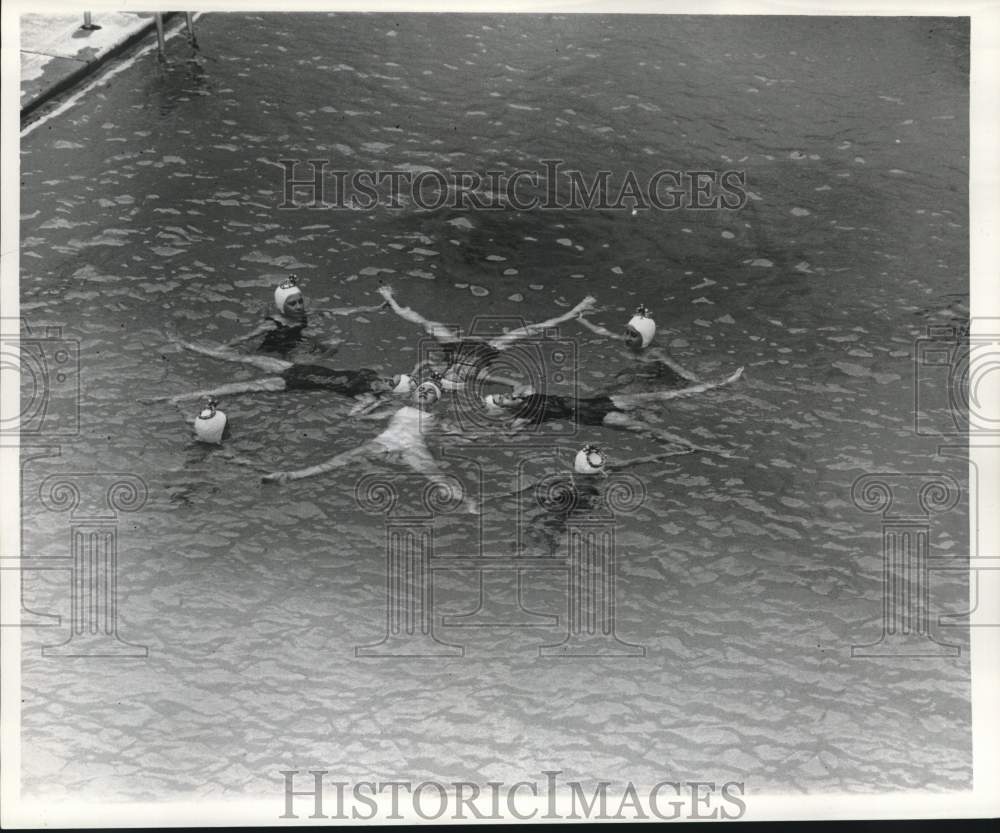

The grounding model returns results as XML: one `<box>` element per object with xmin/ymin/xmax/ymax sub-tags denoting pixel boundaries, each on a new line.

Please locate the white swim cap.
<box><xmin>626</xmin><ymin>305</ymin><xmax>656</xmax><ymax>348</ymax></box>
<box><xmin>194</xmin><ymin>398</ymin><xmax>227</xmax><ymax>445</ymax></box>
<box><xmin>416</xmin><ymin>380</ymin><xmax>442</xmax><ymax>405</ymax></box>
<box><xmin>574</xmin><ymin>444</ymin><xmax>607</xmax><ymax>475</ymax></box>
<box><xmin>274</xmin><ymin>275</ymin><xmax>303</xmax><ymax>313</ymax></box>
<box><xmin>390</xmin><ymin>373</ymin><xmax>417</xmax><ymax>394</ymax></box>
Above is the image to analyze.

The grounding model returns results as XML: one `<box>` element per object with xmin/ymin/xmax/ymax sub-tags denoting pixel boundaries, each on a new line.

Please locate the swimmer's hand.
<box><xmin>261</xmin><ymin>471</ymin><xmax>293</xmax><ymax>484</ymax></box>
<box><xmin>349</xmin><ymin>394</ymin><xmax>386</xmax><ymax>417</ymax></box>
<box><xmin>377</xmin><ymin>285</ymin><xmax>395</xmax><ymax>301</ymax></box>
<box><xmin>572</xmin><ymin>295</ymin><xmax>598</xmax><ymax>316</ymax></box>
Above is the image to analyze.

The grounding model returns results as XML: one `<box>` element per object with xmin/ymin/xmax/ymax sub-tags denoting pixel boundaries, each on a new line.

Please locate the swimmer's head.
<box><xmin>415</xmin><ymin>380</ymin><xmax>442</xmax><ymax>406</ymax></box>
<box><xmin>624</xmin><ymin>304</ymin><xmax>655</xmax><ymax>352</ymax></box>
<box><xmin>194</xmin><ymin>397</ymin><xmax>227</xmax><ymax>445</ymax></box>
<box><xmin>274</xmin><ymin>275</ymin><xmax>305</xmax><ymax>319</ymax></box>
<box><xmin>574</xmin><ymin>443</ymin><xmax>607</xmax><ymax>475</ymax></box>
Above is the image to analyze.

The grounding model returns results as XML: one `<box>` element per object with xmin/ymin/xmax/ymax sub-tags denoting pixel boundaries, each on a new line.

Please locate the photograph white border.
<box><xmin>2</xmin><ymin>0</ymin><xmax>997</xmax><ymax>825</ymax></box>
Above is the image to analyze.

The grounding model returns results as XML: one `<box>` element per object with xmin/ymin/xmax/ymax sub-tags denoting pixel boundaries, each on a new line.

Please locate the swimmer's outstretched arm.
<box><xmin>487</xmin><ymin>296</ymin><xmax>597</xmax><ymax>351</ymax></box>
<box><xmin>378</xmin><ymin>285</ymin><xmax>459</xmax><ymax>342</ymax></box>
<box><xmin>139</xmin><ymin>377</ymin><xmax>287</xmax><ymax>404</ymax></box>
<box><xmin>226</xmin><ymin>319</ymin><xmax>278</xmax><ymax>347</ymax></box>
<box><xmin>639</xmin><ymin>346</ymin><xmax>701</xmax><ymax>384</ymax></box>
<box><xmin>349</xmin><ymin>398</ymin><xmax>399</xmax><ymax>420</ymax></box>
<box><xmin>261</xmin><ymin>445</ymin><xmax>371</xmax><ymax>484</ymax></box>
<box><xmin>605</xmin><ymin>449</ymin><xmax>698</xmax><ymax>471</ymax></box>
<box><xmin>314</xmin><ymin>301</ymin><xmax>387</xmax><ymax>318</ymax></box>
<box><xmin>575</xmin><ymin>315</ymin><xmax>618</xmax><ymax>340</ymax></box>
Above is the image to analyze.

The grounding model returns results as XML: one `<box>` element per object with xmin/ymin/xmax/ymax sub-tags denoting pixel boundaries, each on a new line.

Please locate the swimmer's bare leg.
<box><xmin>488</xmin><ymin>296</ymin><xmax>597</xmax><ymax>350</ymax></box>
<box><xmin>141</xmin><ymin>376</ymin><xmax>288</xmax><ymax>404</ymax></box>
<box><xmin>174</xmin><ymin>339</ymin><xmax>293</xmax><ymax>374</ymax></box>
<box><xmin>261</xmin><ymin>443</ymin><xmax>373</xmax><ymax>484</ymax></box>
<box><xmin>378</xmin><ymin>286</ymin><xmax>459</xmax><ymax>342</ymax></box>
<box><xmin>601</xmin><ymin>411</ymin><xmax>736</xmax><ymax>458</ymax></box>
<box><xmin>609</xmin><ymin>367</ymin><xmax>744</xmax><ymax>409</ymax></box>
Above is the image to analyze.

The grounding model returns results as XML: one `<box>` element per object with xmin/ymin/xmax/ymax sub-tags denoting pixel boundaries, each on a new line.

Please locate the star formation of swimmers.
<box><xmin>147</xmin><ymin>274</ymin><xmax>744</xmax><ymax>513</ymax></box>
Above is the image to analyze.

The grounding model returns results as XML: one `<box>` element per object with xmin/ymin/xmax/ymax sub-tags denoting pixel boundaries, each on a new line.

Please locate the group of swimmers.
<box><xmin>147</xmin><ymin>275</ymin><xmax>744</xmax><ymax>512</ymax></box>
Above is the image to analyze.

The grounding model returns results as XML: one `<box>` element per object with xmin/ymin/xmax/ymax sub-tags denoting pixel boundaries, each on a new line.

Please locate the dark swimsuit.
<box><xmin>511</xmin><ymin>394</ymin><xmax>618</xmax><ymax>427</ymax></box>
<box><xmin>259</xmin><ymin>316</ymin><xmax>308</xmax><ymax>356</ymax></box>
<box><xmin>281</xmin><ymin>365</ymin><xmax>380</xmax><ymax>396</ymax></box>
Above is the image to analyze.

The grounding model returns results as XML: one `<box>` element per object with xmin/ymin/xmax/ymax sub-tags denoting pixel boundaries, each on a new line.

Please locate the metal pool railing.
<box><xmin>79</xmin><ymin>12</ymin><xmax>199</xmax><ymax>59</ymax></box>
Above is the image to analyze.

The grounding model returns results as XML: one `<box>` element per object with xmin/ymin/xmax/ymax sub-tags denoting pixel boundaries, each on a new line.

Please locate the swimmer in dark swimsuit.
<box><xmin>378</xmin><ymin>285</ymin><xmax>597</xmax><ymax>391</ymax></box>
<box><xmin>141</xmin><ymin>336</ymin><xmax>417</xmax><ymax>406</ymax></box>
<box><xmin>229</xmin><ymin>275</ymin><xmax>386</xmax><ymax>358</ymax></box>
<box><xmin>575</xmin><ymin>303</ymin><xmax>704</xmax><ymax>385</ymax></box>
<box><xmin>508</xmin><ymin>443</ymin><xmax>700</xmax><ymax>556</ymax></box>
<box><xmin>260</xmin><ymin>380</ymin><xmax>481</xmax><ymax>514</ymax></box>
<box><xmin>481</xmin><ymin>367</ymin><xmax>745</xmax><ymax>455</ymax></box>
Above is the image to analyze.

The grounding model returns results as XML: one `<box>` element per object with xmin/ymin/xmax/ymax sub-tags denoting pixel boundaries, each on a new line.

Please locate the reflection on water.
<box><xmin>19</xmin><ymin>13</ymin><xmax>970</xmax><ymax>799</ymax></box>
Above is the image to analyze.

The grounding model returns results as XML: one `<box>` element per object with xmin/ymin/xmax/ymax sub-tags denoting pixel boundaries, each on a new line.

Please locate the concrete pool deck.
<box><xmin>20</xmin><ymin>12</ymin><xmax>166</xmax><ymax>115</ymax></box>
